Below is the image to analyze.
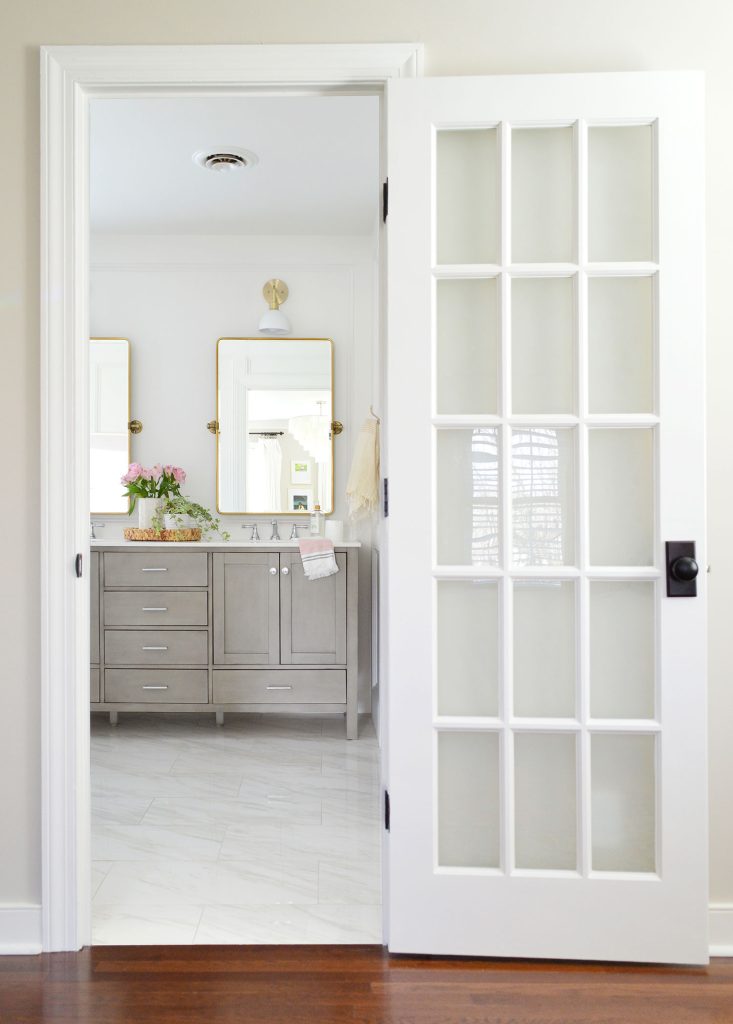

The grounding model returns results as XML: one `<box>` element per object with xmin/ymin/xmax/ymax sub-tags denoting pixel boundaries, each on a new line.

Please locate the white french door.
<box><xmin>385</xmin><ymin>72</ymin><xmax>707</xmax><ymax>963</ymax></box>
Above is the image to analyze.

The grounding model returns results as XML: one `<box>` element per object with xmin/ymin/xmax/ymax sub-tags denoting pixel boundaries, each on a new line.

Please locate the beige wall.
<box><xmin>2</xmin><ymin>0</ymin><xmax>732</xmax><ymax>909</ymax></box>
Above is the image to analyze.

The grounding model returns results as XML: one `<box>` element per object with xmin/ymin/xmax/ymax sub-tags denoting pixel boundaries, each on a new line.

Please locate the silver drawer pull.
<box><xmin>142</xmin><ymin>684</ymin><xmax>169</xmax><ymax>691</ymax></box>
<box><xmin>142</xmin><ymin>646</ymin><xmax>168</xmax><ymax>651</ymax></box>
<box><xmin>266</xmin><ymin>685</ymin><xmax>293</xmax><ymax>691</ymax></box>
<box><xmin>142</xmin><ymin>607</ymin><xmax>168</xmax><ymax>612</ymax></box>
<box><xmin>141</xmin><ymin>567</ymin><xmax>168</xmax><ymax>572</ymax></box>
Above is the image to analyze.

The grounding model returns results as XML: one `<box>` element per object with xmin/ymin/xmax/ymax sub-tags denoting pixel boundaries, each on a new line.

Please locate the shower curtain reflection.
<box><xmin>247</xmin><ymin>437</ymin><xmax>283</xmax><ymax>513</ymax></box>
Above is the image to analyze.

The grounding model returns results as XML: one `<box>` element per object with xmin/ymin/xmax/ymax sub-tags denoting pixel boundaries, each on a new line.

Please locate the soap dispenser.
<box><xmin>309</xmin><ymin>504</ymin><xmax>324</xmax><ymax>537</ymax></box>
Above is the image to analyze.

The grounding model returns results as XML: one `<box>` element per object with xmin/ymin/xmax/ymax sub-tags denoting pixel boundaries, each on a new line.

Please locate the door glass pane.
<box><xmin>589</xmin><ymin>276</ymin><xmax>654</xmax><ymax>413</ymax></box>
<box><xmin>437</xmin><ymin>278</ymin><xmax>498</xmax><ymax>414</ymax></box>
<box><xmin>437</xmin><ymin>128</ymin><xmax>499</xmax><ymax>264</ymax></box>
<box><xmin>591</xmin><ymin>582</ymin><xmax>655</xmax><ymax>719</ymax></box>
<box><xmin>512</xmin><ymin>127</ymin><xmax>574</xmax><ymax>263</ymax></box>
<box><xmin>438</xmin><ymin>581</ymin><xmax>499</xmax><ymax>717</ymax></box>
<box><xmin>438</xmin><ymin>731</ymin><xmax>500</xmax><ymax>868</ymax></box>
<box><xmin>512</xmin><ymin>428</ymin><xmax>576</xmax><ymax>566</ymax></box>
<box><xmin>515</xmin><ymin>733</ymin><xmax>577</xmax><ymax>870</ymax></box>
<box><xmin>437</xmin><ymin>428</ymin><xmax>500</xmax><ymax>566</ymax></box>
<box><xmin>512</xmin><ymin>277</ymin><xmax>575</xmax><ymax>414</ymax></box>
<box><xmin>589</xmin><ymin>429</ymin><xmax>654</xmax><ymax>566</ymax></box>
<box><xmin>514</xmin><ymin>580</ymin><xmax>575</xmax><ymax>718</ymax></box>
<box><xmin>589</xmin><ymin>125</ymin><xmax>653</xmax><ymax>262</ymax></box>
<box><xmin>592</xmin><ymin>733</ymin><xmax>656</xmax><ymax>872</ymax></box>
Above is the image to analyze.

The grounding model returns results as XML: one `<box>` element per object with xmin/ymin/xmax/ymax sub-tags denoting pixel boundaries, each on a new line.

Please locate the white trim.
<box><xmin>709</xmin><ymin>904</ymin><xmax>733</xmax><ymax>956</ymax></box>
<box><xmin>40</xmin><ymin>41</ymin><xmax>421</xmax><ymax>953</ymax></box>
<box><xmin>42</xmin><ymin>43</ymin><xmax>422</xmax><ymax>87</ymax></box>
<box><xmin>0</xmin><ymin>906</ymin><xmax>42</xmax><ymax>955</ymax></box>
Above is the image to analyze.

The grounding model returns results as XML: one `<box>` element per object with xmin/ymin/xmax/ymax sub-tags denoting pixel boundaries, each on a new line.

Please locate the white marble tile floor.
<box><xmin>91</xmin><ymin>713</ymin><xmax>382</xmax><ymax>945</ymax></box>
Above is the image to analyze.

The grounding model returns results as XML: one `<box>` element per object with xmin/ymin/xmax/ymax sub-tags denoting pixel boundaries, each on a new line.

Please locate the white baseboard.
<box><xmin>0</xmin><ymin>901</ymin><xmax>727</xmax><ymax>957</ymax></box>
<box><xmin>709</xmin><ymin>903</ymin><xmax>733</xmax><ymax>956</ymax></box>
<box><xmin>0</xmin><ymin>905</ymin><xmax>42</xmax><ymax>955</ymax></box>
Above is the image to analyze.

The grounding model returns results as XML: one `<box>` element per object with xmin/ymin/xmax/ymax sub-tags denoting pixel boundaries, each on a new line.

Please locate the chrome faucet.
<box><xmin>270</xmin><ymin>520</ymin><xmax>281</xmax><ymax>541</ymax></box>
<box><xmin>241</xmin><ymin>522</ymin><xmax>260</xmax><ymax>541</ymax></box>
<box><xmin>289</xmin><ymin>522</ymin><xmax>307</xmax><ymax>541</ymax></box>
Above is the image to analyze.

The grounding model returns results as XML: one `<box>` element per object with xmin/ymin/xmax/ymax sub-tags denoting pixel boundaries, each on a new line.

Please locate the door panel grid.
<box><xmin>432</xmin><ymin>118</ymin><xmax>660</xmax><ymax>879</ymax></box>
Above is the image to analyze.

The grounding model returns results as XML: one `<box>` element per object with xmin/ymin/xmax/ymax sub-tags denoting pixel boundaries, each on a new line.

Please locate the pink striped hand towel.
<box><xmin>298</xmin><ymin>538</ymin><xmax>339</xmax><ymax>580</ymax></box>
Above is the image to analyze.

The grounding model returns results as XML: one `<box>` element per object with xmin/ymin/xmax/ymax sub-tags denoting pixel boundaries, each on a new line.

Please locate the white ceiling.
<box><xmin>90</xmin><ymin>95</ymin><xmax>380</xmax><ymax>236</ymax></box>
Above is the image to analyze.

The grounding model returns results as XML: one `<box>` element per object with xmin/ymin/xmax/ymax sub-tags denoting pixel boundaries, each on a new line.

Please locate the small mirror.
<box><xmin>90</xmin><ymin>338</ymin><xmax>130</xmax><ymax>514</ymax></box>
<box><xmin>217</xmin><ymin>338</ymin><xmax>333</xmax><ymax>514</ymax></box>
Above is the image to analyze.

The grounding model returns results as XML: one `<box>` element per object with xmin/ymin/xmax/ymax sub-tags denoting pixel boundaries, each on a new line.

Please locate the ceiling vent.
<box><xmin>192</xmin><ymin>148</ymin><xmax>259</xmax><ymax>174</ymax></box>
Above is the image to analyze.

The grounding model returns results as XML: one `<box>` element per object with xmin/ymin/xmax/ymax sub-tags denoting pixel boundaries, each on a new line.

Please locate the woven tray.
<box><xmin>123</xmin><ymin>527</ymin><xmax>202</xmax><ymax>542</ymax></box>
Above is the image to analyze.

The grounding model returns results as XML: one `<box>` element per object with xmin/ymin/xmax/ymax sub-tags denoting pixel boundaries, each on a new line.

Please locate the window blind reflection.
<box><xmin>512</xmin><ymin>428</ymin><xmax>575</xmax><ymax>566</ymax></box>
<box><xmin>437</xmin><ymin>428</ymin><xmax>500</xmax><ymax>566</ymax></box>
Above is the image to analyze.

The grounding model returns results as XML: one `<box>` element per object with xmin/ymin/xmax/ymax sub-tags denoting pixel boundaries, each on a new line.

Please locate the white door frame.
<box><xmin>40</xmin><ymin>41</ymin><xmax>421</xmax><ymax>953</ymax></box>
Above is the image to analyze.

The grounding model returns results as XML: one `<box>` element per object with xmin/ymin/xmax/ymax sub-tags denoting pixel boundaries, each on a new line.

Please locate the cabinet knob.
<box><xmin>269</xmin><ymin>566</ymin><xmax>277</xmax><ymax>575</ymax></box>
<box><xmin>281</xmin><ymin>566</ymin><xmax>290</xmax><ymax>575</ymax></box>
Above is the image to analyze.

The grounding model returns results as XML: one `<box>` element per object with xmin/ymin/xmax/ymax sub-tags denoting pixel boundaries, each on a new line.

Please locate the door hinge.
<box><xmin>383</xmin><ymin>477</ymin><xmax>389</xmax><ymax>518</ymax></box>
<box><xmin>75</xmin><ymin>553</ymin><xmax>83</xmax><ymax>578</ymax></box>
<box><xmin>382</xmin><ymin>178</ymin><xmax>389</xmax><ymax>223</ymax></box>
<box><xmin>384</xmin><ymin>789</ymin><xmax>390</xmax><ymax>831</ymax></box>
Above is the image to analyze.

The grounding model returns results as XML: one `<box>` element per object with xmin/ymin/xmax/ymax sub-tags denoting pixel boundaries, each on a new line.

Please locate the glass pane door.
<box><xmin>387</xmin><ymin>72</ymin><xmax>706</xmax><ymax>963</ymax></box>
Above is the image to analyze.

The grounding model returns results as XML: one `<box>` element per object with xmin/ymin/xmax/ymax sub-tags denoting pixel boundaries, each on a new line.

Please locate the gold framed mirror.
<box><xmin>90</xmin><ymin>338</ymin><xmax>131</xmax><ymax>515</ymax></box>
<box><xmin>216</xmin><ymin>337</ymin><xmax>334</xmax><ymax>515</ymax></box>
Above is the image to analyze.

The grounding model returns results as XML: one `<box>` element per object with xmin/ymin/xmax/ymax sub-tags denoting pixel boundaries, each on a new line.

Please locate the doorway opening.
<box><xmin>87</xmin><ymin>92</ymin><xmax>383</xmax><ymax>944</ymax></box>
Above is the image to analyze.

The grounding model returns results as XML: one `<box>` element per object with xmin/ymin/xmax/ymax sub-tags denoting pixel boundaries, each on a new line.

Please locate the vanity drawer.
<box><xmin>105</xmin><ymin>630</ymin><xmax>208</xmax><ymax>666</ymax></box>
<box><xmin>104</xmin><ymin>591</ymin><xmax>208</xmax><ymax>627</ymax></box>
<box><xmin>105</xmin><ymin>669</ymin><xmax>209</xmax><ymax>704</ymax></box>
<box><xmin>90</xmin><ymin>668</ymin><xmax>100</xmax><ymax>703</ymax></box>
<box><xmin>213</xmin><ymin>670</ymin><xmax>346</xmax><ymax>705</ymax></box>
<box><xmin>104</xmin><ymin>551</ymin><xmax>208</xmax><ymax>588</ymax></box>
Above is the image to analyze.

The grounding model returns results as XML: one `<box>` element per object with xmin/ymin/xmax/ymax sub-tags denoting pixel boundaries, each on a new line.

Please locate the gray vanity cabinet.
<box><xmin>90</xmin><ymin>551</ymin><xmax>100</xmax><ymax>663</ymax></box>
<box><xmin>90</xmin><ymin>551</ymin><xmax>100</xmax><ymax>702</ymax></box>
<box><xmin>279</xmin><ymin>550</ymin><xmax>347</xmax><ymax>665</ymax></box>
<box><xmin>213</xmin><ymin>552</ymin><xmax>280</xmax><ymax>665</ymax></box>
<box><xmin>92</xmin><ymin>545</ymin><xmax>358</xmax><ymax>738</ymax></box>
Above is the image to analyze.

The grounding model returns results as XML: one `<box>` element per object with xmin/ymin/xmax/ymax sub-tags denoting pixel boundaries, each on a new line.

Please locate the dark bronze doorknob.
<box><xmin>671</xmin><ymin>556</ymin><xmax>699</xmax><ymax>582</ymax></box>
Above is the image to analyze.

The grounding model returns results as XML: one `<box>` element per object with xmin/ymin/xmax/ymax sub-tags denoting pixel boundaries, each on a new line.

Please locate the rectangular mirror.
<box><xmin>217</xmin><ymin>338</ymin><xmax>334</xmax><ymax>514</ymax></box>
<box><xmin>90</xmin><ymin>338</ymin><xmax>130</xmax><ymax>514</ymax></box>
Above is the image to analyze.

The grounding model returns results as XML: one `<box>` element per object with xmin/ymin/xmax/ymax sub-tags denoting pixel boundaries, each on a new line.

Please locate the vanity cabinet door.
<box><xmin>213</xmin><ymin>553</ymin><xmax>280</xmax><ymax>665</ymax></box>
<box><xmin>90</xmin><ymin>551</ymin><xmax>100</xmax><ymax>664</ymax></box>
<box><xmin>279</xmin><ymin>551</ymin><xmax>347</xmax><ymax>665</ymax></box>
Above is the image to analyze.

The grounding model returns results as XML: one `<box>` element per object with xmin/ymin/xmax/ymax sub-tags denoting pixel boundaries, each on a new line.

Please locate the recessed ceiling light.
<box><xmin>192</xmin><ymin>147</ymin><xmax>259</xmax><ymax>173</ymax></box>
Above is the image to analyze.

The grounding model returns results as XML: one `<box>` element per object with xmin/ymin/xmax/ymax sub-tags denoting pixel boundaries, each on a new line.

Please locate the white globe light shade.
<box><xmin>258</xmin><ymin>308</ymin><xmax>292</xmax><ymax>336</ymax></box>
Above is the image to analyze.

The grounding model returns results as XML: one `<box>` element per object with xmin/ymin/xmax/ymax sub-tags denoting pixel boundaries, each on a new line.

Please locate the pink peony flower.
<box><xmin>140</xmin><ymin>466</ymin><xmax>155</xmax><ymax>480</ymax></box>
<box><xmin>151</xmin><ymin>463</ymin><xmax>163</xmax><ymax>479</ymax></box>
<box><xmin>121</xmin><ymin>462</ymin><xmax>143</xmax><ymax>484</ymax></box>
<box><xmin>172</xmin><ymin>466</ymin><xmax>186</xmax><ymax>484</ymax></box>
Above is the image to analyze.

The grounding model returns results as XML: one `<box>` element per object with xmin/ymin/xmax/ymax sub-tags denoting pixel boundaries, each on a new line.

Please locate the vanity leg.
<box><xmin>346</xmin><ymin>706</ymin><xmax>358</xmax><ymax>741</ymax></box>
<box><xmin>215</xmin><ymin>710</ymin><xmax>224</xmax><ymax>727</ymax></box>
<box><xmin>109</xmin><ymin>711</ymin><xmax>118</xmax><ymax>727</ymax></box>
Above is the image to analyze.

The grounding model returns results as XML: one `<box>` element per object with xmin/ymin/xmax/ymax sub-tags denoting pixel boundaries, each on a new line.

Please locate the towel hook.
<box><xmin>369</xmin><ymin>405</ymin><xmax>381</xmax><ymax>423</ymax></box>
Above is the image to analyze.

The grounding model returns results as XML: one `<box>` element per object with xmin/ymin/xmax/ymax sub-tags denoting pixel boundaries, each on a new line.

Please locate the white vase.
<box><xmin>138</xmin><ymin>497</ymin><xmax>162</xmax><ymax>530</ymax></box>
<box><xmin>163</xmin><ymin>514</ymin><xmax>193</xmax><ymax>531</ymax></box>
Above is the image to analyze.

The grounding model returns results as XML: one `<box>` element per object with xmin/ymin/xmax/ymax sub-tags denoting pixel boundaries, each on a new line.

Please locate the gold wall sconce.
<box><xmin>259</xmin><ymin>279</ymin><xmax>292</xmax><ymax>336</ymax></box>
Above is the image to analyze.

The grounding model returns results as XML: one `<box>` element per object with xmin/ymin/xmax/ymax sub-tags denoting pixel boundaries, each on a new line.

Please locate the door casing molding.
<box><xmin>40</xmin><ymin>41</ymin><xmax>421</xmax><ymax>952</ymax></box>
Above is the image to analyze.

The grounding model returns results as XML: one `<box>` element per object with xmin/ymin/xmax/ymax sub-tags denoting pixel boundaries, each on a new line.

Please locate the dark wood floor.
<box><xmin>1</xmin><ymin>945</ymin><xmax>732</xmax><ymax>1023</ymax></box>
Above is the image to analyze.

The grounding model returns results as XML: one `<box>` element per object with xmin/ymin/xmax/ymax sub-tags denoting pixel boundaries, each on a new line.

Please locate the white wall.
<box><xmin>3</xmin><ymin>0</ymin><xmax>733</xmax><ymax>927</ymax></box>
<box><xmin>90</xmin><ymin>232</ymin><xmax>377</xmax><ymax>712</ymax></box>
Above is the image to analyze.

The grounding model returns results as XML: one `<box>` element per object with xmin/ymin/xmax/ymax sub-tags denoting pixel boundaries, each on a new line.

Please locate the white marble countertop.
<box><xmin>91</xmin><ymin>539</ymin><xmax>361</xmax><ymax>549</ymax></box>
